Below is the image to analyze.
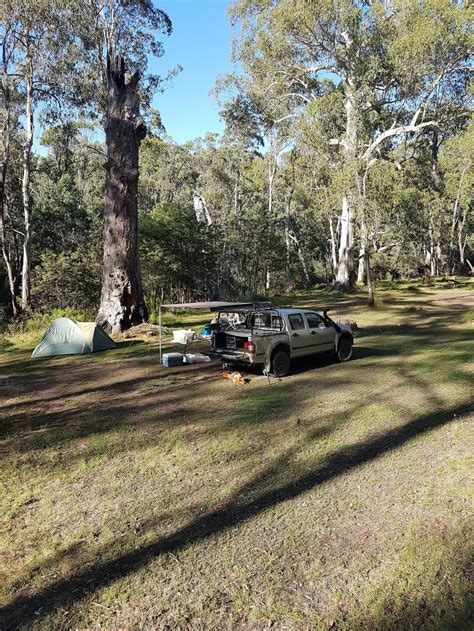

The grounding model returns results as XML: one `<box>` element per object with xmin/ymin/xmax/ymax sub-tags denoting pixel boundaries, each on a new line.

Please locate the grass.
<box><xmin>0</xmin><ymin>280</ymin><xmax>473</xmax><ymax>630</ymax></box>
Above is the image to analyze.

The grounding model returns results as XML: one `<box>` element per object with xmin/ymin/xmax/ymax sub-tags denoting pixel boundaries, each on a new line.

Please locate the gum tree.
<box><xmin>1</xmin><ymin>0</ymin><xmax>67</xmax><ymax>311</ymax></box>
<box><xmin>72</xmin><ymin>1</ymin><xmax>175</xmax><ymax>332</ymax></box>
<box><xmin>229</xmin><ymin>0</ymin><xmax>472</xmax><ymax>290</ymax></box>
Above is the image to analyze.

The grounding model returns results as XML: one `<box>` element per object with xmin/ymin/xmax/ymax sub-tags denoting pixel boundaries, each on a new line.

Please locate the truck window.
<box><xmin>305</xmin><ymin>312</ymin><xmax>325</xmax><ymax>328</ymax></box>
<box><xmin>288</xmin><ymin>313</ymin><xmax>305</xmax><ymax>330</ymax></box>
<box><xmin>250</xmin><ymin>311</ymin><xmax>282</xmax><ymax>330</ymax></box>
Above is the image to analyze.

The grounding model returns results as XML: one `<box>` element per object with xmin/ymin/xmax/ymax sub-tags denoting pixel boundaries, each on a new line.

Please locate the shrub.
<box><xmin>31</xmin><ymin>248</ymin><xmax>101</xmax><ymax>313</ymax></box>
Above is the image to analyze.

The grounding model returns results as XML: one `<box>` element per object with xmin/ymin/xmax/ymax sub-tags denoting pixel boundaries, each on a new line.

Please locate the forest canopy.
<box><xmin>0</xmin><ymin>0</ymin><xmax>472</xmax><ymax>327</ymax></box>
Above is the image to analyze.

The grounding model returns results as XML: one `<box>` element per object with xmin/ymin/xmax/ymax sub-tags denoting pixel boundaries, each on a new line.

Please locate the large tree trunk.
<box><xmin>335</xmin><ymin>79</ymin><xmax>357</xmax><ymax>290</ymax></box>
<box><xmin>96</xmin><ymin>55</ymin><xmax>148</xmax><ymax>333</ymax></box>
<box><xmin>20</xmin><ymin>46</ymin><xmax>33</xmax><ymax>311</ymax></box>
<box><xmin>449</xmin><ymin>163</ymin><xmax>467</xmax><ymax>271</ymax></box>
<box><xmin>335</xmin><ymin>192</ymin><xmax>355</xmax><ymax>288</ymax></box>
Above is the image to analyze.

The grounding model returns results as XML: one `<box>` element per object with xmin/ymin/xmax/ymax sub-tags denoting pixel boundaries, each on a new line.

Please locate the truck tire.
<box><xmin>336</xmin><ymin>336</ymin><xmax>353</xmax><ymax>362</ymax></box>
<box><xmin>271</xmin><ymin>348</ymin><xmax>290</xmax><ymax>377</ymax></box>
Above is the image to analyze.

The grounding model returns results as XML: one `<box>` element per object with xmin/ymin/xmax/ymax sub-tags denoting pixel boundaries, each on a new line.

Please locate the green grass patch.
<box><xmin>1</xmin><ymin>282</ymin><xmax>473</xmax><ymax>629</ymax></box>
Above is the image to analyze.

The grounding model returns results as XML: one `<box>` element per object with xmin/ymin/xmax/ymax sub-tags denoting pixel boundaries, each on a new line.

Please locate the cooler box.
<box><xmin>162</xmin><ymin>352</ymin><xmax>184</xmax><ymax>367</ymax></box>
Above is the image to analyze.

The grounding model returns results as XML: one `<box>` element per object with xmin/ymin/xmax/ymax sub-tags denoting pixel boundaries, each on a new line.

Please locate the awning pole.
<box><xmin>159</xmin><ymin>304</ymin><xmax>162</xmax><ymax>362</ymax></box>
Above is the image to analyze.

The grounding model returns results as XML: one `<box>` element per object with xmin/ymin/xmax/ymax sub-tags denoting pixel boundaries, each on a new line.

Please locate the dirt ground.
<box><xmin>0</xmin><ymin>286</ymin><xmax>473</xmax><ymax>630</ymax></box>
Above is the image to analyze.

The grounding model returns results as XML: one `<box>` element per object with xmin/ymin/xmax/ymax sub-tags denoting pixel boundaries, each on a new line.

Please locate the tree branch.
<box><xmin>363</xmin><ymin>120</ymin><xmax>438</xmax><ymax>161</ymax></box>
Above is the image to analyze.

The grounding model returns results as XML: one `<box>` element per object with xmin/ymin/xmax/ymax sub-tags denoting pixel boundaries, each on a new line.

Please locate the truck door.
<box><xmin>287</xmin><ymin>312</ymin><xmax>311</xmax><ymax>357</ymax></box>
<box><xmin>303</xmin><ymin>312</ymin><xmax>335</xmax><ymax>354</ymax></box>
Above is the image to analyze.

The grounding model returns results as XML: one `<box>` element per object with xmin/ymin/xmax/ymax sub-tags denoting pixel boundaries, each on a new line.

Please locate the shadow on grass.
<box><xmin>1</xmin><ymin>307</ymin><xmax>471</xmax><ymax>451</ymax></box>
<box><xmin>288</xmin><ymin>346</ymin><xmax>395</xmax><ymax>376</ymax></box>
<box><xmin>0</xmin><ymin>357</ymin><xmax>311</xmax><ymax>454</ymax></box>
<box><xmin>1</xmin><ymin>399</ymin><xmax>472</xmax><ymax>629</ymax></box>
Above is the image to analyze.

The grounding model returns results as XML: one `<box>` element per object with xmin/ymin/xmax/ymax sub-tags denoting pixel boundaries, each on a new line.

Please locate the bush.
<box><xmin>31</xmin><ymin>248</ymin><xmax>101</xmax><ymax>313</ymax></box>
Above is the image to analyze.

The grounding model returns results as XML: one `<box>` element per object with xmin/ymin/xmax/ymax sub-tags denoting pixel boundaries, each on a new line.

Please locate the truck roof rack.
<box><xmin>209</xmin><ymin>301</ymin><xmax>272</xmax><ymax>312</ymax></box>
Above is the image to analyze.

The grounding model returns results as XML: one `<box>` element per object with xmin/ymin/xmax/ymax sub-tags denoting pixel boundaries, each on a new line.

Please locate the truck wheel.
<box><xmin>337</xmin><ymin>337</ymin><xmax>353</xmax><ymax>362</ymax></box>
<box><xmin>271</xmin><ymin>348</ymin><xmax>290</xmax><ymax>377</ymax></box>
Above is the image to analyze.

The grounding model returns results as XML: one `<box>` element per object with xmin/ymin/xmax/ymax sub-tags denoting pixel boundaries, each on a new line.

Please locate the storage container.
<box><xmin>172</xmin><ymin>329</ymin><xmax>195</xmax><ymax>344</ymax></box>
<box><xmin>162</xmin><ymin>352</ymin><xmax>184</xmax><ymax>367</ymax></box>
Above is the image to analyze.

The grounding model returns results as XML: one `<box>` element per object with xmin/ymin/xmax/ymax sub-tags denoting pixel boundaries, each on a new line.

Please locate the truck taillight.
<box><xmin>244</xmin><ymin>341</ymin><xmax>256</xmax><ymax>354</ymax></box>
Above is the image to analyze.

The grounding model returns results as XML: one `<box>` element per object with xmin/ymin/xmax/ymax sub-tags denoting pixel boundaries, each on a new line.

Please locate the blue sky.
<box><xmin>151</xmin><ymin>0</ymin><xmax>234</xmax><ymax>144</ymax></box>
<box><xmin>34</xmin><ymin>1</ymin><xmax>234</xmax><ymax>152</ymax></box>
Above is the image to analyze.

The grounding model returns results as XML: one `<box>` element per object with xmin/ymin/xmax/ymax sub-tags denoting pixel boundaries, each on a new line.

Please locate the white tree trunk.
<box><xmin>357</xmin><ymin>217</ymin><xmax>366</xmax><ymax>283</ymax></box>
<box><xmin>20</xmin><ymin>48</ymin><xmax>34</xmax><ymax>311</ymax></box>
<box><xmin>448</xmin><ymin>164</ymin><xmax>467</xmax><ymax>271</ymax></box>
<box><xmin>425</xmin><ymin>207</ymin><xmax>437</xmax><ymax>276</ymax></box>
<box><xmin>265</xmin><ymin>157</ymin><xmax>277</xmax><ymax>292</ymax></box>
<box><xmin>193</xmin><ymin>190</ymin><xmax>212</xmax><ymax>225</ymax></box>
<box><xmin>335</xmin><ymin>193</ymin><xmax>354</xmax><ymax>287</ymax></box>
<box><xmin>329</xmin><ymin>216</ymin><xmax>338</xmax><ymax>273</ymax></box>
<box><xmin>335</xmin><ymin>80</ymin><xmax>357</xmax><ymax>289</ymax></box>
<box><xmin>458</xmin><ymin>205</ymin><xmax>468</xmax><ymax>265</ymax></box>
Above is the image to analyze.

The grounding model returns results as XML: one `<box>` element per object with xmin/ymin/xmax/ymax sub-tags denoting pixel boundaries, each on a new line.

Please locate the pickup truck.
<box><xmin>207</xmin><ymin>303</ymin><xmax>353</xmax><ymax>377</ymax></box>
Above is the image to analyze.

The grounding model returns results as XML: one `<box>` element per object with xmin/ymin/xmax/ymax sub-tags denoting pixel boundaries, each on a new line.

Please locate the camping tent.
<box><xmin>32</xmin><ymin>317</ymin><xmax>116</xmax><ymax>358</ymax></box>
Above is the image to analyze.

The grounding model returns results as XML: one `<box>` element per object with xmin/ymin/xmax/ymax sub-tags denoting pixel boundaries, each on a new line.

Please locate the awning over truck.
<box><xmin>160</xmin><ymin>301</ymin><xmax>263</xmax><ymax>310</ymax></box>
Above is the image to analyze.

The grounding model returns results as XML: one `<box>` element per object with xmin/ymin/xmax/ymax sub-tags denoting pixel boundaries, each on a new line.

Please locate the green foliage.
<box><xmin>0</xmin><ymin>1</ymin><xmax>472</xmax><ymax>326</ymax></box>
<box><xmin>32</xmin><ymin>172</ymin><xmax>91</xmax><ymax>262</ymax></box>
<box><xmin>140</xmin><ymin>203</ymin><xmax>218</xmax><ymax>305</ymax></box>
<box><xmin>31</xmin><ymin>248</ymin><xmax>101</xmax><ymax>312</ymax></box>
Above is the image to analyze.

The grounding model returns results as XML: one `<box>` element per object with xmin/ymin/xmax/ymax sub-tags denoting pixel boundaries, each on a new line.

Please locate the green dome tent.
<box><xmin>32</xmin><ymin>317</ymin><xmax>116</xmax><ymax>358</ymax></box>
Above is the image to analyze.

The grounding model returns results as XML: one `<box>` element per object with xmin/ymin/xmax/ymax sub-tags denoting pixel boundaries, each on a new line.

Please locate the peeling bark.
<box><xmin>96</xmin><ymin>55</ymin><xmax>148</xmax><ymax>333</ymax></box>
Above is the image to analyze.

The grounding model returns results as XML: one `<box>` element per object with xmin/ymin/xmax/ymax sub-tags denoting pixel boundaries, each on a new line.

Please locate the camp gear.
<box><xmin>172</xmin><ymin>330</ymin><xmax>195</xmax><ymax>344</ymax></box>
<box><xmin>162</xmin><ymin>352</ymin><xmax>184</xmax><ymax>367</ymax></box>
<box><xmin>32</xmin><ymin>318</ymin><xmax>116</xmax><ymax>359</ymax></box>
<box><xmin>183</xmin><ymin>353</ymin><xmax>211</xmax><ymax>364</ymax></box>
<box><xmin>201</xmin><ymin>324</ymin><xmax>212</xmax><ymax>338</ymax></box>
<box><xmin>222</xmin><ymin>371</ymin><xmax>247</xmax><ymax>385</ymax></box>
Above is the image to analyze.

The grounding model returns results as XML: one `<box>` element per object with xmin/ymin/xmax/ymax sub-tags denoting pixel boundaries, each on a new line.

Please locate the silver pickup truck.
<box><xmin>207</xmin><ymin>303</ymin><xmax>353</xmax><ymax>377</ymax></box>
